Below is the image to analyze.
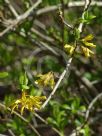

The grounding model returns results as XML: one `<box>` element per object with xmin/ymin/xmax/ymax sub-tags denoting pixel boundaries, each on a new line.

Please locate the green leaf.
<box><xmin>79</xmin><ymin>106</ymin><xmax>86</xmax><ymax>112</ymax></box>
<box><xmin>80</xmin><ymin>125</ymin><xmax>91</xmax><ymax>136</ymax></box>
<box><xmin>74</xmin><ymin>28</ymin><xmax>80</xmax><ymax>40</ymax></box>
<box><xmin>22</xmin><ymin>85</ymin><xmax>29</xmax><ymax>90</ymax></box>
<box><xmin>81</xmin><ymin>11</ymin><xmax>96</xmax><ymax>24</ymax></box>
<box><xmin>19</xmin><ymin>72</ymin><xmax>28</xmax><ymax>86</ymax></box>
<box><xmin>19</xmin><ymin>72</ymin><xmax>29</xmax><ymax>91</ymax></box>
<box><xmin>0</xmin><ymin>72</ymin><xmax>8</xmax><ymax>78</ymax></box>
<box><xmin>47</xmin><ymin>117</ymin><xmax>58</xmax><ymax>127</ymax></box>
<box><xmin>62</xmin><ymin>104</ymin><xmax>71</xmax><ymax>110</ymax></box>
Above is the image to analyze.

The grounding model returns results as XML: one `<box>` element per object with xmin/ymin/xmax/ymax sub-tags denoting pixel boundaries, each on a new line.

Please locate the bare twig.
<box><xmin>78</xmin><ymin>0</ymin><xmax>91</xmax><ymax>32</ymax></box>
<box><xmin>69</xmin><ymin>1</ymin><xmax>93</xmax><ymax>136</ymax></box>
<box><xmin>41</xmin><ymin>57</ymin><xmax>72</xmax><ymax>108</ymax></box>
<box><xmin>31</xmin><ymin>28</ymin><xmax>55</xmax><ymax>43</ymax></box>
<box><xmin>34</xmin><ymin>113</ymin><xmax>61</xmax><ymax>136</ymax></box>
<box><xmin>0</xmin><ymin>0</ymin><xmax>42</xmax><ymax>37</ymax></box>
<box><xmin>4</xmin><ymin>0</ymin><xmax>19</xmax><ymax>18</ymax></box>
<box><xmin>85</xmin><ymin>92</ymin><xmax>102</xmax><ymax>121</ymax></box>
<box><xmin>59</xmin><ymin>9</ymin><xmax>73</xmax><ymax>29</ymax></box>
<box><xmin>70</xmin><ymin>92</ymin><xmax>102</xmax><ymax>136</ymax></box>
<box><xmin>36</xmin><ymin>1</ymin><xmax>102</xmax><ymax>16</ymax></box>
<box><xmin>8</xmin><ymin>129</ymin><xmax>16</xmax><ymax>136</ymax></box>
<box><xmin>60</xmin><ymin>0</ymin><xmax>65</xmax><ymax>46</ymax></box>
<box><xmin>72</xmin><ymin>67</ymin><xmax>98</xmax><ymax>97</ymax></box>
<box><xmin>17</xmin><ymin>0</ymin><xmax>42</xmax><ymax>21</ymax></box>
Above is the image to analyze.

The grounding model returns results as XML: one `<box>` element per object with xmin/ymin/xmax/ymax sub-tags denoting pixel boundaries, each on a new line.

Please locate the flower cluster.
<box><xmin>81</xmin><ymin>34</ymin><xmax>96</xmax><ymax>57</ymax></box>
<box><xmin>64</xmin><ymin>44</ymin><xmax>75</xmax><ymax>55</ymax></box>
<box><xmin>64</xmin><ymin>34</ymin><xmax>96</xmax><ymax>58</ymax></box>
<box><xmin>35</xmin><ymin>72</ymin><xmax>55</xmax><ymax>89</ymax></box>
<box><xmin>11</xmin><ymin>92</ymin><xmax>46</xmax><ymax>115</ymax></box>
<box><xmin>10</xmin><ymin>73</ymin><xmax>46</xmax><ymax>115</ymax></box>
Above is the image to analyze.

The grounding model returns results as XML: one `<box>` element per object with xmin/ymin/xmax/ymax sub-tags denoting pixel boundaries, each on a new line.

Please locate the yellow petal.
<box><xmin>21</xmin><ymin>106</ymin><xmax>25</xmax><ymax>115</ymax></box>
<box><xmin>82</xmin><ymin>34</ymin><xmax>94</xmax><ymax>41</ymax></box>
<box><xmin>10</xmin><ymin>91</ymin><xmax>46</xmax><ymax>115</ymax></box>
<box><xmin>11</xmin><ymin>104</ymin><xmax>18</xmax><ymax>114</ymax></box>
<box><xmin>64</xmin><ymin>44</ymin><xmax>75</xmax><ymax>55</ymax></box>
<box><xmin>15</xmin><ymin>99</ymin><xmax>21</xmax><ymax>104</ymax></box>
<box><xmin>83</xmin><ymin>41</ymin><xmax>96</xmax><ymax>48</ymax></box>
<box><xmin>35</xmin><ymin>72</ymin><xmax>55</xmax><ymax>89</ymax></box>
<box><xmin>81</xmin><ymin>46</ymin><xmax>94</xmax><ymax>57</ymax></box>
<box><xmin>64</xmin><ymin>44</ymin><xmax>72</xmax><ymax>49</ymax></box>
<box><xmin>70</xmin><ymin>47</ymin><xmax>75</xmax><ymax>54</ymax></box>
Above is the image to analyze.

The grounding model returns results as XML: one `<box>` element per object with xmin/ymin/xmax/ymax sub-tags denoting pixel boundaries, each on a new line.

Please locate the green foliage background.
<box><xmin>0</xmin><ymin>0</ymin><xmax>102</xmax><ymax>136</ymax></box>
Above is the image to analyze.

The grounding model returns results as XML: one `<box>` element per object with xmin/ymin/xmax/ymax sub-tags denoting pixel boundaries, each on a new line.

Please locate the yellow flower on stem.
<box><xmin>82</xmin><ymin>34</ymin><xmax>94</xmax><ymax>41</ymax></box>
<box><xmin>81</xmin><ymin>34</ymin><xmax>96</xmax><ymax>48</ymax></box>
<box><xmin>64</xmin><ymin>44</ymin><xmax>75</xmax><ymax>55</ymax></box>
<box><xmin>80</xmin><ymin>34</ymin><xmax>96</xmax><ymax>57</ymax></box>
<box><xmin>81</xmin><ymin>46</ymin><xmax>94</xmax><ymax>57</ymax></box>
<box><xmin>11</xmin><ymin>92</ymin><xmax>46</xmax><ymax>115</ymax></box>
<box><xmin>35</xmin><ymin>72</ymin><xmax>55</xmax><ymax>89</ymax></box>
<box><xmin>82</xmin><ymin>41</ymin><xmax>96</xmax><ymax>48</ymax></box>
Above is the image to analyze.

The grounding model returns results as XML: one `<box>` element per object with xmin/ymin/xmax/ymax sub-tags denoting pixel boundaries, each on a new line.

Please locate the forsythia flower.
<box><xmin>64</xmin><ymin>44</ymin><xmax>75</xmax><ymax>55</ymax></box>
<box><xmin>81</xmin><ymin>34</ymin><xmax>96</xmax><ymax>48</ymax></box>
<box><xmin>11</xmin><ymin>92</ymin><xmax>46</xmax><ymax>115</ymax></box>
<box><xmin>81</xmin><ymin>34</ymin><xmax>96</xmax><ymax>57</ymax></box>
<box><xmin>35</xmin><ymin>72</ymin><xmax>55</xmax><ymax>89</ymax></box>
<box><xmin>81</xmin><ymin>46</ymin><xmax>94</xmax><ymax>57</ymax></box>
<box><xmin>82</xmin><ymin>34</ymin><xmax>94</xmax><ymax>41</ymax></box>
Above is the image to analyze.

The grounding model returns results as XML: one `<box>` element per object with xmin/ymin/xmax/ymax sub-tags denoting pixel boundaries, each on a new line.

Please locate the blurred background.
<box><xmin>0</xmin><ymin>0</ymin><xmax>102</xmax><ymax>136</ymax></box>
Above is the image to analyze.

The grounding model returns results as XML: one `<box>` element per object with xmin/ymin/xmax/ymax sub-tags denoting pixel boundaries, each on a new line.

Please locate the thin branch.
<box><xmin>34</xmin><ymin>113</ymin><xmax>61</xmax><ymax>136</ymax></box>
<box><xmin>60</xmin><ymin>0</ymin><xmax>65</xmax><ymax>46</ymax></box>
<box><xmin>36</xmin><ymin>1</ymin><xmax>102</xmax><ymax>16</ymax></box>
<box><xmin>41</xmin><ymin>57</ymin><xmax>72</xmax><ymax>108</ymax></box>
<box><xmin>31</xmin><ymin>28</ymin><xmax>55</xmax><ymax>43</ymax></box>
<box><xmin>0</xmin><ymin>0</ymin><xmax>42</xmax><ymax>37</ymax></box>
<box><xmin>59</xmin><ymin>10</ymin><xmax>73</xmax><ymax>29</ymax></box>
<box><xmin>8</xmin><ymin>129</ymin><xmax>16</xmax><ymax>136</ymax></box>
<box><xmin>4</xmin><ymin>0</ymin><xmax>19</xmax><ymax>18</ymax></box>
<box><xmin>70</xmin><ymin>92</ymin><xmax>102</xmax><ymax>136</ymax></box>
<box><xmin>69</xmin><ymin>1</ymin><xmax>93</xmax><ymax>136</ymax></box>
<box><xmin>85</xmin><ymin>92</ymin><xmax>102</xmax><ymax>121</ymax></box>
<box><xmin>72</xmin><ymin>67</ymin><xmax>98</xmax><ymax>96</ymax></box>
<box><xmin>17</xmin><ymin>0</ymin><xmax>42</xmax><ymax>21</ymax></box>
<box><xmin>78</xmin><ymin>0</ymin><xmax>91</xmax><ymax>32</ymax></box>
<box><xmin>42</xmin><ymin>0</ymin><xmax>91</xmax><ymax>109</ymax></box>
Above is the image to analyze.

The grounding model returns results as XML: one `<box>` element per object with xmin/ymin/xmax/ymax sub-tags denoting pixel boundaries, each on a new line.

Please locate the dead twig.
<box><xmin>85</xmin><ymin>92</ymin><xmax>102</xmax><ymax>121</ymax></box>
<box><xmin>0</xmin><ymin>0</ymin><xmax>42</xmax><ymax>37</ymax></box>
<box><xmin>34</xmin><ymin>113</ymin><xmax>61</xmax><ymax>136</ymax></box>
<box><xmin>36</xmin><ymin>1</ymin><xmax>102</xmax><ymax>16</ymax></box>
<box><xmin>4</xmin><ymin>0</ymin><xmax>19</xmax><ymax>17</ymax></box>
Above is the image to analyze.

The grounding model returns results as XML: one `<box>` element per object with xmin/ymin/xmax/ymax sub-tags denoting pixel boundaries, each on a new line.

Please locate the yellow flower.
<box><xmin>81</xmin><ymin>46</ymin><xmax>94</xmax><ymax>57</ymax></box>
<box><xmin>80</xmin><ymin>34</ymin><xmax>96</xmax><ymax>57</ymax></box>
<box><xmin>82</xmin><ymin>34</ymin><xmax>94</xmax><ymax>41</ymax></box>
<box><xmin>35</xmin><ymin>72</ymin><xmax>55</xmax><ymax>89</ymax></box>
<box><xmin>11</xmin><ymin>92</ymin><xmax>46</xmax><ymax>115</ymax></box>
<box><xmin>81</xmin><ymin>34</ymin><xmax>96</xmax><ymax>48</ymax></box>
<box><xmin>82</xmin><ymin>41</ymin><xmax>96</xmax><ymax>48</ymax></box>
<box><xmin>64</xmin><ymin>44</ymin><xmax>75</xmax><ymax>55</ymax></box>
